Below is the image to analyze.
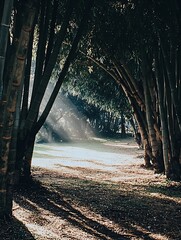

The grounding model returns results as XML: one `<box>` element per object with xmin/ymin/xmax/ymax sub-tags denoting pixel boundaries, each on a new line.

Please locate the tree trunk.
<box><xmin>22</xmin><ymin>135</ymin><xmax>36</xmax><ymax>180</ymax></box>
<box><xmin>0</xmin><ymin>0</ymin><xmax>14</xmax><ymax>100</ymax></box>
<box><xmin>44</xmin><ymin>0</ymin><xmax>57</xmax><ymax>69</ymax></box>
<box><xmin>165</xmin><ymin>67</ymin><xmax>181</xmax><ymax>180</ymax></box>
<box><xmin>142</xmin><ymin>53</ymin><xmax>164</xmax><ymax>173</ymax></box>
<box><xmin>6</xmin><ymin>82</ymin><xmax>23</xmax><ymax>214</ymax></box>
<box><xmin>132</xmin><ymin>99</ymin><xmax>152</xmax><ymax>167</ymax></box>
<box><xmin>25</xmin><ymin>0</ymin><xmax>74</xmax><ymax>135</ymax></box>
<box><xmin>0</xmin><ymin>0</ymin><xmax>37</xmax><ymax>218</ymax></box>
<box><xmin>161</xmin><ymin>38</ymin><xmax>181</xmax><ymax>132</ymax></box>
<box><xmin>20</xmin><ymin>0</ymin><xmax>94</xmax><ymax>179</ymax></box>
<box><xmin>155</xmin><ymin>47</ymin><xmax>170</xmax><ymax>177</ymax></box>
<box><xmin>31</xmin><ymin>0</ymin><xmax>49</xmax><ymax>101</ymax></box>
<box><xmin>33</xmin><ymin>0</ymin><xmax>94</xmax><ymax>136</ymax></box>
<box><xmin>120</xmin><ymin>112</ymin><xmax>126</xmax><ymax>136</ymax></box>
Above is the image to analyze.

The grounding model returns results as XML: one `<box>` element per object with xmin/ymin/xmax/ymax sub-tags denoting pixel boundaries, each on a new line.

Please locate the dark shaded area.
<box><xmin>14</xmin><ymin>177</ymin><xmax>128</xmax><ymax>240</ymax></box>
<box><xmin>146</xmin><ymin>184</ymin><xmax>181</xmax><ymax>198</ymax></box>
<box><xmin>14</xmin><ymin>168</ymin><xmax>181</xmax><ymax>240</ymax></box>
<box><xmin>0</xmin><ymin>217</ymin><xmax>35</xmax><ymax>240</ymax></box>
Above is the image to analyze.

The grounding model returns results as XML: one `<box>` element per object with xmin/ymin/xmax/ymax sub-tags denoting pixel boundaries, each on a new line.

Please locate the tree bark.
<box><xmin>155</xmin><ymin>46</ymin><xmax>170</xmax><ymax>177</ymax></box>
<box><xmin>0</xmin><ymin>0</ymin><xmax>14</xmax><ymax>100</ymax></box>
<box><xmin>0</xmin><ymin>0</ymin><xmax>37</xmax><ymax>218</ymax></box>
<box><xmin>141</xmin><ymin>52</ymin><xmax>163</xmax><ymax>173</ymax></box>
<box><xmin>161</xmin><ymin>38</ymin><xmax>181</xmax><ymax>133</ymax></box>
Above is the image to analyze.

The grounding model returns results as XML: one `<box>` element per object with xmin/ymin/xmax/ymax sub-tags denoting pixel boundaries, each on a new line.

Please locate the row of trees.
<box><xmin>0</xmin><ymin>0</ymin><xmax>181</xmax><ymax>218</ymax></box>
<box><xmin>0</xmin><ymin>0</ymin><xmax>94</xmax><ymax>218</ymax></box>
<box><xmin>80</xmin><ymin>0</ymin><xmax>181</xmax><ymax>178</ymax></box>
<box><xmin>64</xmin><ymin>0</ymin><xmax>181</xmax><ymax>179</ymax></box>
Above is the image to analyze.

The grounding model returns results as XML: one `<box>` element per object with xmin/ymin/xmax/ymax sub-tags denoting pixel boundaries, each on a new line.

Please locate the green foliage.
<box><xmin>63</xmin><ymin>63</ymin><xmax>131</xmax><ymax>117</ymax></box>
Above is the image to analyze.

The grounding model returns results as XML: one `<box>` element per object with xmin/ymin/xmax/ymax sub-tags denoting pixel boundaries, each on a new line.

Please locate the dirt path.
<box><xmin>9</xmin><ymin>138</ymin><xmax>181</xmax><ymax>239</ymax></box>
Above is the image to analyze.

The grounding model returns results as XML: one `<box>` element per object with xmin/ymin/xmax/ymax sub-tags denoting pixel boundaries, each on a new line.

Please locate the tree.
<box><xmin>0</xmin><ymin>0</ymin><xmax>38</xmax><ymax>218</ymax></box>
<box><xmin>0</xmin><ymin>0</ymin><xmax>14</xmax><ymax>100</ymax></box>
<box><xmin>0</xmin><ymin>0</ymin><xmax>94</xmax><ymax>218</ymax></box>
<box><xmin>80</xmin><ymin>0</ymin><xmax>181</xmax><ymax>178</ymax></box>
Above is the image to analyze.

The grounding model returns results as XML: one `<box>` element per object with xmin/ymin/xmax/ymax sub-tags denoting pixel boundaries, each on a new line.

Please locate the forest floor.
<box><xmin>1</xmin><ymin>137</ymin><xmax>181</xmax><ymax>240</ymax></box>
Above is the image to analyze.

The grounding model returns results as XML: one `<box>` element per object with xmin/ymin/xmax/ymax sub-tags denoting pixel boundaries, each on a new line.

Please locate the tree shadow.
<box><xmin>14</xmin><ymin>179</ymin><xmax>128</xmax><ymax>240</ymax></box>
<box><xmin>0</xmin><ymin>217</ymin><xmax>35</xmax><ymax>240</ymax></box>
<box><xmin>14</xmin><ymin>170</ymin><xmax>181</xmax><ymax>240</ymax></box>
<box><xmin>146</xmin><ymin>184</ymin><xmax>181</xmax><ymax>198</ymax></box>
<box><xmin>47</xmin><ymin>175</ymin><xmax>181</xmax><ymax>240</ymax></box>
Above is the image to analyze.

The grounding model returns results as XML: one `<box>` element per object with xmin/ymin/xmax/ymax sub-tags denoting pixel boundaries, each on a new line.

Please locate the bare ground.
<box><xmin>1</xmin><ymin>137</ymin><xmax>181</xmax><ymax>240</ymax></box>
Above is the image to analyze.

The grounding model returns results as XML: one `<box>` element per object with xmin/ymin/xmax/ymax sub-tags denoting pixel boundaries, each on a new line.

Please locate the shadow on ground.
<box><xmin>0</xmin><ymin>217</ymin><xmax>35</xmax><ymax>240</ymax></box>
<box><xmin>13</xmin><ymin>167</ymin><xmax>181</xmax><ymax>240</ymax></box>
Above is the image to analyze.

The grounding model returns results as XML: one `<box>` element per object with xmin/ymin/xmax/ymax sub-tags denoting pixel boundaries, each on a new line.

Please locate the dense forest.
<box><xmin>0</xmin><ymin>0</ymin><xmax>181</xmax><ymax>220</ymax></box>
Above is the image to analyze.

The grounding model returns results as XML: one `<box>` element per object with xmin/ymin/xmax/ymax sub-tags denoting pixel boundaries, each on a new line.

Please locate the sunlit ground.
<box><xmin>32</xmin><ymin>138</ymin><xmax>141</xmax><ymax>173</ymax></box>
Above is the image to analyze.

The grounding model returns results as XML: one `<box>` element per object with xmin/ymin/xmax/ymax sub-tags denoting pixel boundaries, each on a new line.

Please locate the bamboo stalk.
<box><xmin>0</xmin><ymin>0</ymin><xmax>37</xmax><ymax>217</ymax></box>
<box><xmin>155</xmin><ymin>46</ymin><xmax>170</xmax><ymax>176</ymax></box>
<box><xmin>0</xmin><ymin>0</ymin><xmax>14</xmax><ymax>100</ymax></box>
<box><xmin>24</xmin><ymin>0</ymin><xmax>75</xmax><ymax>134</ymax></box>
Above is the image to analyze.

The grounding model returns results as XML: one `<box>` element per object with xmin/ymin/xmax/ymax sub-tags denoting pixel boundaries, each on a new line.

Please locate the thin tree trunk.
<box><xmin>31</xmin><ymin>0</ymin><xmax>48</xmax><ymax>101</ymax></box>
<box><xmin>20</xmin><ymin>27</ymin><xmax>34</xmax><ymax>124</ymax></box>
<box><xmin>44</xmin><ymin>0</ymin><xmax>58</xmax><ymax>69</ymax></box>
<box><xmin>118</xmin><ymin>60</ymin><xmax>145</xmax><ymax>110</ymax></box>
<box><xmin>120</xmin><ymin>112</ymin><xmax>126</xmax><ymax>136</ymax></box>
